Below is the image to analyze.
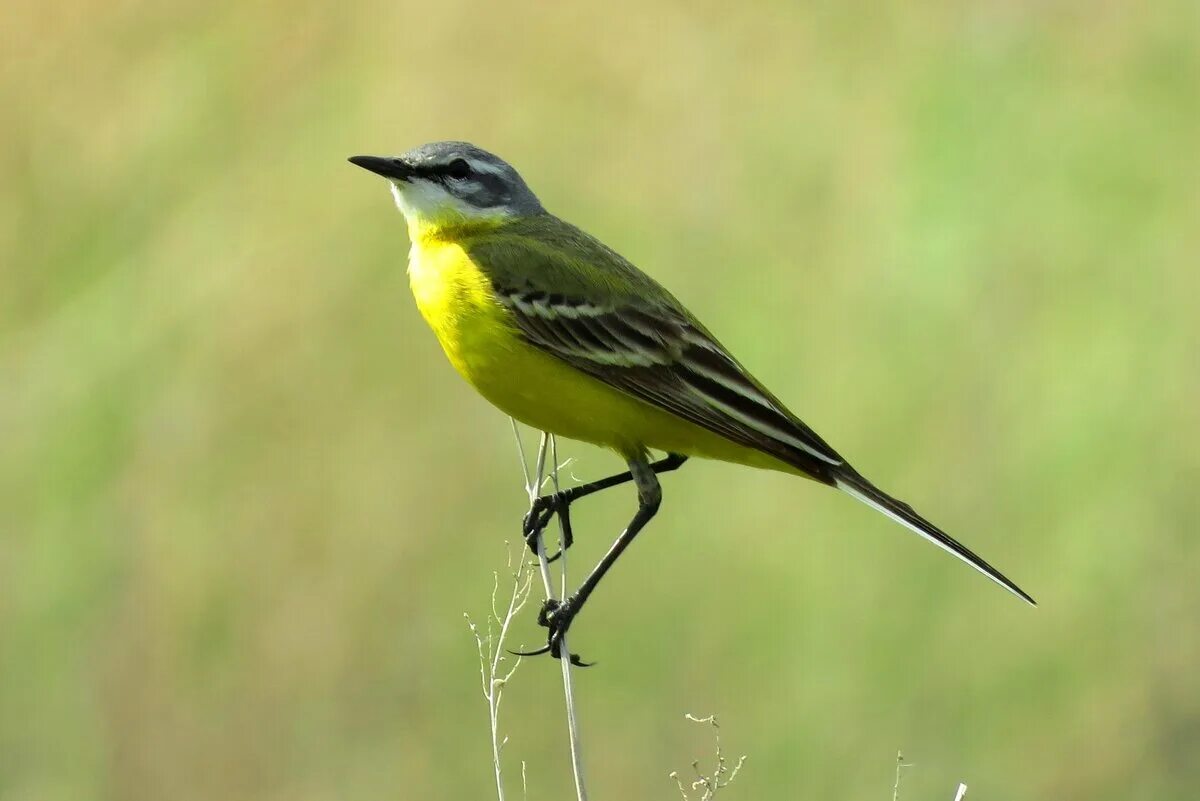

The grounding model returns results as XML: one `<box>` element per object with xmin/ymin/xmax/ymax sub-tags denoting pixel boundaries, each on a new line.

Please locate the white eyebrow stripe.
<box><xmin>464</xmin><ymin>157</ymin><xmax>508</xmax><ymax>176</ymax></box>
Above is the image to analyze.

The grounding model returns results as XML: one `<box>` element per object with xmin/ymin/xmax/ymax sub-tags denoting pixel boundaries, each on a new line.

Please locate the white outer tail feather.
<box><xmin>834</xmin><ymin>478</ymin><xmax>1035</xmax><ymax>606</ymax></box>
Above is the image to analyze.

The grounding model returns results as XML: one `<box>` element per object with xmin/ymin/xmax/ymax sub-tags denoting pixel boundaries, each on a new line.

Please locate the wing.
<box><xmin>465</xmin><ymin>218</ymin><xmax>844</xmax><ymax>475</ymax></box>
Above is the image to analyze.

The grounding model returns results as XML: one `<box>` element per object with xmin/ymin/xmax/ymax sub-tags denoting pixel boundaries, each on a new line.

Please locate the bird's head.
<box><xmin>349</xmin><ymin>141</ymin><xmax>543</xmax><ymax>238</ymax></box>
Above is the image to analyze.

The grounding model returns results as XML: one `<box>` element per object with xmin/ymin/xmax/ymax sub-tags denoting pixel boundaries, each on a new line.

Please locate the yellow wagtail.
<box><xmin>350</xmin><ymin>141</ymin><xmax>1034</xmax><ymax>663</ymax></box>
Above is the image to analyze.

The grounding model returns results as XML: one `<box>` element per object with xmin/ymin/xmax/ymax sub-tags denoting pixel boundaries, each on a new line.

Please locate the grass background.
<box><xmin>2</xmin><ymin>1</ymin><xmax>1198</xmax><ymax>798</ymax></box>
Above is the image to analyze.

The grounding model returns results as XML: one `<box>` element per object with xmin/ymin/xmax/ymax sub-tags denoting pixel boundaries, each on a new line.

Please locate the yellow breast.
<box><xmin>404</xmin><ymin>225</ymin><xmax>798</xmax><ymax>473</ymax></box>
<box><xmin>407</xmin><ymin>234</ymin><xmax>509</xmax><ymax>382</ymax></box>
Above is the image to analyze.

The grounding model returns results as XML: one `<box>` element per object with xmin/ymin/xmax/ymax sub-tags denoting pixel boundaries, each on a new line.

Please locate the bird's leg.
<box><xmin>522</xmin><ymin>452</ymin><xmax>686</xmax><ymax>561</ymax></box>
<box><xmin>515</xmin><ymin>455</ymin><xmax>664</xmax><ymax>665</ymax></box>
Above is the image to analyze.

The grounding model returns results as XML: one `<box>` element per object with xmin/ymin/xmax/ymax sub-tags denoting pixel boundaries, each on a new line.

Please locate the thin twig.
<box><xmin>465</xmin><ymin>543</ymin><xmax>534</xmax><ymax>801</ymax></box>
<box><xmin>513</xmin><ymin>422</ymin><xmax>589</xmax><ymax>801</ymax></box>
<box><xmin>549</xmin><ymin>434</ymin><xmax>588</xmax><ymax>799</ymax></box>
<box><xmin>890</xmin><ymin>750</ymin><xmax>967</xmax><ymax>801</ymax></box>
<box><xmin>670</xmin><ymin>713</ymin><xmax>746</xmax><ymax>800</ymax></box>
<box><xmin>892</xmin><ymin>751</ymin><xmax>912</xmax><ymax>801</ymax></box>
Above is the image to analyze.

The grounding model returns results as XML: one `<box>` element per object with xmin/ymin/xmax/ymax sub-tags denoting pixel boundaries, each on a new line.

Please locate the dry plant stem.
<box><xmin>892</xmin><ymin>751</ymin><xmax>912</xmax><ymax>801</ymax></box>
<box><xmin>548</xmin><ymin>434</ymin><xmax>588</xmax><ymax>801</ymax></box>
<box><xmin>511</xmin><ymin>421</ymin><xmax>589</xmax><ymax>801</ymax></box>
<box><xmin>465</xmin><ymin>545</ymin><xmax>533</xmax><ymax>801</ymax></box>
<box><xmin>670</xmin><ymin>714</ymin><xmax>746</xmax><ymax>800</ymax></box>
<box><xmin>889</xmin><ymin>751</ymin><xmax>967</xmax><ymax>801</ymax></box>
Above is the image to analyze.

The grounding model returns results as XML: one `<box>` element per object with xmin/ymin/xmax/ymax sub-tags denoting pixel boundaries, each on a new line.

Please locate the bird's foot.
<box><xmin>510</xmin><ymin>595</ymin><xmax>593</xmax><ymax>667</ymax></box>
<box><xmin>522</xmin><ymin>491</ymin><xmax>574</xmax><ymax>562</ymax></box>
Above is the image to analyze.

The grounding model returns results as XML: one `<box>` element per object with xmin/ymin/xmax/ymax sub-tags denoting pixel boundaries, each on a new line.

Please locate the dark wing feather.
<box><xmin>492</xmin><ymin>282</ymin><xmax>844</xmax><ymax>475</ymax></box>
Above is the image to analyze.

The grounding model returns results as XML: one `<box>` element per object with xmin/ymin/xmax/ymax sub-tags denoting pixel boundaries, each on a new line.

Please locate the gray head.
<box><xmin>349</xmin><ymin>141</ymin><xmax>544</xmax><ymax>225</ymax></box>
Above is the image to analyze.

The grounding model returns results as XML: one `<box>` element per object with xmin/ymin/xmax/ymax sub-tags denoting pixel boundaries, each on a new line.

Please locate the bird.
<box><xmin>349</xmin><ymin>141</ymin><xmax>1034</xmax><ymax>664</ymax></box>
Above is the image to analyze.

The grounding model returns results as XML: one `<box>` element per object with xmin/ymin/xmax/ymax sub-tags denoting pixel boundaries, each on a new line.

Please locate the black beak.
<box><xmin>348</xmin><ymin>155</ymin><xmax>413</xmax><ymax>180</ymax></box>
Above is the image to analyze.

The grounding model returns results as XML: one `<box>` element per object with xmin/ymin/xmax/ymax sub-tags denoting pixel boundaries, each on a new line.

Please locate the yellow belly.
<box><xmin>407</xmin><ymin>237</ymin><xmax>797</xmax><ymax>473</ymax></box>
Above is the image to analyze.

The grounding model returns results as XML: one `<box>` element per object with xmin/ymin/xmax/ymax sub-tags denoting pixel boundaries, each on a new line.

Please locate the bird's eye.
<box><xmin>446</xmin><ymin>158</ymin><xmax>471</xmax><ymax>179</ymax></box>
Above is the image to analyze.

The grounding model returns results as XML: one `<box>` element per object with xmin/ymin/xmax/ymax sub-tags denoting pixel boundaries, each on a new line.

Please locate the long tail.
<box><xmin>833</xmin><ymin>468</ymin><xmax>1036</xmax><ymax>606</ymax></box>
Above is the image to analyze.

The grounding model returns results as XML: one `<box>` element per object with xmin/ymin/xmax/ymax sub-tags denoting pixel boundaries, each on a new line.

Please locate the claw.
<box><xmin>508</xmin><ymin>644</ymin><xmax>552</xmax><ymax>657</ymax></box>
<box><xmin>523</xmin><ymin>506</ymin><xmax>555</xmax><ymax>554</ymax></box>
<box><xmin>506</xmin><ymin>644</ymin><xmax>593</xmax><ymax>667</ymax></box>
<box><xmin>508</xmin><ymin>596</ymin><xmax>593</xmax><ymax>667</ymax></box>
<box><xmin>522</xmin><ymin>504</ymin><xmax>554</xmax><ymax>538</ymax></box>
<box><xmin>542</xmin><ymin>503</ymin><xmax>575</xmax><ymax>562</ymax></box>
<box><xmin>558</xmin><ymin>503</ymin><xmax>574</xmax><ymax>550</ymax></box>
<box><xmin>523</xmin><ymin>491</ymin><xmax>574</xmax><ymax>558</ymax></box>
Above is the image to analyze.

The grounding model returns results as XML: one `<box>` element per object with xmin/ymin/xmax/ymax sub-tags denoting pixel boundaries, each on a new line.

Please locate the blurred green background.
<box><xmin>3</xmin><ymin>1</ymin><xmax>1198</xmax><ymax>799</ymax></box>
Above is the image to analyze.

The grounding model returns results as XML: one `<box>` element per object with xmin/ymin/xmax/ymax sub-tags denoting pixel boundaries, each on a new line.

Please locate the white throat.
<box><xmin>389</xmin><ymin>180</ymin><xmax>510</xmax><ymax>226</ymax></box>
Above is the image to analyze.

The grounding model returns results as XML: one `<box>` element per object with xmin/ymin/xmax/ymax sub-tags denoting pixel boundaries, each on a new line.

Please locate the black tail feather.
<box><xmin>833</xmin><ymin>468</ymin><xmax>1036</xmax><ymax>606</ymax></box>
